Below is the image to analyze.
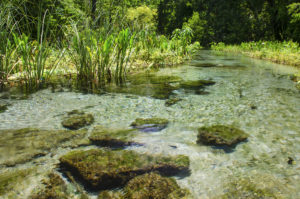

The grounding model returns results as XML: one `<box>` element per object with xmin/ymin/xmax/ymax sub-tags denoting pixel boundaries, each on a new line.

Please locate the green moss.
<box><xmin>31</xmin><ymin>173</ymin><xmax>69</xmax><ymax>199</ymax></box>
<box><xmin>180</xmin><ymin>80</ymin><xmax>216</xmax><ymax>90</ymax></box>
<box><xmin>0</xmin><ymin>128</ymin><xmax>87</xmax><ymax>166</ymax></box>
<box><xmin>89</xmin><ymin>126</ymin><xmax>140</xmax><ymax>147</ymax></box>
<box><xmin>59</xmin><ymin>149</ymin><xmax>189</xmax><ymax>190</ymax></box>
<box><xmin>131</xmin><ymin>118</ymin><xmax>169</xmax><ymax>132</ymax></box>
<box><xmin>197</xmin><ymin>125</ymin><xmax>248</xmax><ymax>147</ymax></box>
<box><xmin>165</xmin><ymin>98</ymin><xmax>182</xmax><ymax>107</ymax></box>
<box><xmin>62</xmin><ymin>110</ymin><xmax>94</xmax><ymax>130</ymax></box>
<box><xmin>124</xmin><ymin>173</ymin><xmax>190</xmax><ymax>199</ymax></box>
<box><xmin>0</xmin><ymin>169</ymin><xmax>33</xmax><ymax>196</ymax></box>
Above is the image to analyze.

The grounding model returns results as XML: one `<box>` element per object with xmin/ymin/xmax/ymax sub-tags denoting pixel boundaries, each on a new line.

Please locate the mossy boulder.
<box><xmin>197</xmin><ymin>125</ymin><xmax>248</xmax><ymax>147</ymax></box>
<box><xmin>0</xmin><ymin>128</ymin><xmax>87</xmax><ymax>167</ymax></box>
<box><xmin>165</xmin><ymin>98</ymin><xmax>182</xmax><ymax>107</ymax></box>
<box><xmin>89</xmin><ymin>126</ymin><xmax>140</xmax><ymax>148</ymax></box>
<box><xmin>62</xmin><ymin>110</ymin><xmax>94</xmax><ymax>130</ymax></box>
<box><xmin>31</xmin><ymin>173</ymin><xmax>69</xmax><ymax>199</ymax></box>
<box><xmin>131</xmin><ymin>118</ymin><xmax>169</xmax><ymax>132</ymax></box>
<box><xmin>124</xmin><ymin>173</ymin><xmax>190</xmax><ymax>199</ymax></box>
<box><xmin>59</xmin><ymin>149</ymin><xmax>190</xmax><ymax>191</ymax></box>
<box><xmin>180</xmin><ymin>80</ymin><xmax>216</xmax><ymax>90</ymax></box>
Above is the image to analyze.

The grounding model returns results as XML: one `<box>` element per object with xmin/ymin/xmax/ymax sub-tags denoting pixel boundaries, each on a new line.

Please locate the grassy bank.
<box><xmin>211</xmin><ymin>41</ymin><xmax>300</xmax><ymax>68</ymax></box>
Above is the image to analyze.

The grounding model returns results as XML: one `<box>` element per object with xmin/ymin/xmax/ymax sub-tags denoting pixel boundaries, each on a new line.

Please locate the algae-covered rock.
<box><xmin>191</xmin><ymin>63</ymin><xmax>217</xmax><ymax>68</ymax></box>
<box><xmin>124</xmin><ymin>173</ymin><xmax>190</xmax><ymax>199</ymax></box>
<box><xmin>0</xmin><ymin>169</ymin><xmax>33</xmax><ymax>196</ymax></box>
<box><xmin>197</xmin><ymin>125</ymin><xmax>248</xmax><ymax>147</ymax></box>
<box><xmin>180</xmin><ymin>80</ymin><xmax>216</xmax><ymax>90</ymax></box>
<box><xmin>59</xmin><ymin>149</ymin><xmax>190</xmax><ymax>191</ymax></box>
<box><xmin>105</xmin><ymin>82</ymin><xmax>178</xmax><ymax>100</ymax></box>
<box><xmin>131</xmin><ymin>118</ymin><xmax>169</xmax><ymax>132</ymax></box>
<box><xmin>104</xmin><ymin>73</ymin><xmax>182</xmax><ymax>99</ymax></box>
<box><xmin>62</xmin><ymin>110</ymin><xmax>94</xmax><ymax>130</ymax></box>
<box><xmin>89</xmin><ymin>126</ymin><xmax>140</xmax><ymax>148</ymax></box>
<box><xmin>0</xmin><ymin>128</ymin><xmax>87</xmax><ymax>166</ymax></box>
<box><xmin>98</xmin><ymin>190</ymin><xmax>124</xmax><ymax>199</ymax></box>
<box><xmin>31</xmin><ymin>173</ymin><xmax>69</xmax><ymax>199</ymax></box>
<box><xmin>165</xmin><ymin>98</ymin><xmax>182</xmax><ymax>107</ymax></box>
<box><xmin>0</xmin><ymin>103</ymin><xmax>9</xmax><ymax>113</ymax></box>
<box><xmin>128</xmin><ymin>73</ymin><xmax>182</xmax><ymax>85</ymax></box>
<box><xmin>216</xmin><ymin>174</ymin><xmax>287</xmax><ymax>199</ymax></box>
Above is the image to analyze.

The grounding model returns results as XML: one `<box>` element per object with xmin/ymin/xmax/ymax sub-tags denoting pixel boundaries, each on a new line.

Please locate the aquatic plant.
<box><xmin>115</xmin><ymin>28</ymin><xmax>136</xmax><ymax>82</ymax></box>
<box><xmin>212</xmin><ymin>41</ymin><xmax>300</xmax><ymax>67</ymax></box>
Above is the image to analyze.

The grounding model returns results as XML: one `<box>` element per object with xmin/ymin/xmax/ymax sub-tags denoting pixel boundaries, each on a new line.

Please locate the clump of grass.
<box><xmin>212</xmin><ymin>41</ymin><xmax>300</xmax><ymax>67</ymax></box>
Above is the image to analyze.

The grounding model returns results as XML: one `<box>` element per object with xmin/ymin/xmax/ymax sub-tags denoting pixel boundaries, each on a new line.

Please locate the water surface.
<box><xmin>1</xmin><ymin>50</ymin><xmax>300</xmax><ymax>198</ymax></box>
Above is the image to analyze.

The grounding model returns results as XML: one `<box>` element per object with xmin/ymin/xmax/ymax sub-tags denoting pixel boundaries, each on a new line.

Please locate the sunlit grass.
<box><xmin>212</xmin><ymin>41</ymin><xmax>300</xmax><ymax>68</ymax></box>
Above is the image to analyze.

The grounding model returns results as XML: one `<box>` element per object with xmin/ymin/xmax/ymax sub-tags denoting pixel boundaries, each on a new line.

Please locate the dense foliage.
<box><xmin>0</xmin><ymin>0</ymin><xmax>299</xmax><ymax>89</ymax></box>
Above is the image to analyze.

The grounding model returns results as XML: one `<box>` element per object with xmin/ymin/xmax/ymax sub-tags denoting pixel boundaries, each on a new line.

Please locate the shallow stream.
<box><xmin>1</xmin><ymin>50</ymin><xmax>300</xmax><ymax>198</ymax></box>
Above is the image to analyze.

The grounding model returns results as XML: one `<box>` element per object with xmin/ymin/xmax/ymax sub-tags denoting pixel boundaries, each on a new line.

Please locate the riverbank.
<box><xmin>211</xmin><ymin>41</ymin><xmax>300</xmax><ymax>68</ymax></box>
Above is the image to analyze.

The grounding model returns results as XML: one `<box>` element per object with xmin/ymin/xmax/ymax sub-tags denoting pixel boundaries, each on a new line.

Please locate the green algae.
<box><xmin>89</xmin><ymin>126</ymin><xmax>140</xmax><ymax>147</ymax></box>
<box><xmin>98</xmin><ymin>190</ymin><xmax>124</xmax><ymax>199</ymax></box>
<box><xmin>197</xmin><ymin>125</ymin><xmax>248</xmax><ymax>147</ymax></box>
<box><xmin>124</xmin><ymin>173</ymin><xmax>190</xmax><ymax>199</ymax></box>
<box><xmin>0</xmin><ymin>168</ymin><xmax>33</xmax><ymax>196</ymax></box>
<box><xmin>191</xmin><ymin>63</ymin><xmax>217</xmax><ymax>68</ymax></box>
<box><xmin>180</xmin><ymin>80</ymin><xmax>216</xmax><ymax>90</ymax></box>
<box><xmin>165</xmin><ymin>98</ymin><xmax>182</xmax><ymax>107</ymax></box>
<box><xmin>131</xmin><ymin>118</ymin><xmax>169</xmax><ymax>132</ymax></box>
<box><xmin>105</xmin><ymin>82</ymin><xmax>178</xmax><ymax>99</ymax></box>
<box><xmin>62</xmin><ymin>110</ymin><xmax>94</xmax><ymax>130</ymax></box>
<box><xmin>31</xmin><ymin>173</ymin><xmax>69</xmax><ymax>199</ymax></box>
<box><xmin>216</xmin><ymin>174</ymin><xmax>288</xmax><ymax>199</ymax></box>
<box><xmin>103</xmin><ymin>73</ymin><xmax>182</xmax><ymax>99</ymax></box>
<box><xmin>128</xmin><ymin>73</ymin><xmax>183</xmax><ymax>85</ymax></box>
<box><xmin>0</xmin><ymin>104</ymin><xmax>9</xmax><ymax>113</ymax></box>
<box><xmin>0</xmin><ymin>128</ymin><xmax>87</xmax><ymax>167</ymax></box>
<box><xmin>59</xmin><ymin>149</ymin><xmax>190</xmax><ymax>191</ymax></box>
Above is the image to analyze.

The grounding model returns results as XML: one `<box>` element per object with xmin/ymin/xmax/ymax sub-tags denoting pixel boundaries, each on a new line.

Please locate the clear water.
<box><xmin>1</xmin><ymin>50</ymin><xmax>300</xmax><ymax>198</ymax></box>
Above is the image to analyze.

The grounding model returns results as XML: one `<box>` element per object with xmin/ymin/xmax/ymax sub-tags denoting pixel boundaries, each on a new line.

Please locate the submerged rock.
<box><xmin>31</xmin><ymin>173</ymin><xmax>69</xmax><ymax>199</ymax></box>
<box><xmin>191</xmin><ymin>63</ymin><xmax>217</xmax><ymax>68</ymax></box>
<box><xmin>0</xmin><ymin>128</ymin><xmax>87</xmax><ymax>167</ymax></box>
<box><xmin>0</xmin><ymin>103</ymin><xmax>9</xmax><ymax>113</ymax></box>
<box><xmin>89</xmin><ymin>126</ymin><xmax>140</xmax><ymax>148</ymax></box>
<box><xmin>197</xmin><ymin>125</ymin><xmax>248</xmax><ymax>147</ymax></box>
<box><xmin>124</xmin><ymin>173</ymin><xmax>190</xmax><ymax>199</ymax></box>
<box><xmin>128</xmin><ymin>74</ymin><xmax>183</xmax><ymax>85</ymax></box>
<box><xmin>98</xmin><ymin>191</ymin><xmax>124</xmax><ymax>199</ymax></box>
<box><xmin>104</xmin><ymin>73</ymin><xmax>182</xmax><ymax>99</ymax></box>
<box><xmin>59</xmin><ymin>149</ymin><xmax>189</xmax><ymax>191</ymax></box>
<box><xmin>62</xmin><ymin>110</ymin><xmax>94</xmax><ymax>130</ymax></box>
<box><xmin>131</xmin><ymin>118</ymin><xmax>169</xmax><ymax>132</ymax></box>
<box><xmin>180</xmin><ymin>80</ymin><xmax>216</xmax><ymax>90</ymax></box>
<box><xmin>0</xmin><ymin>168</ymin><xmax>34</xmax><ymax>196</ymax></box>
<box><xmin>216</xmin><ymin>173</ymin><xmax>288</xmax><ymax>199</ymax></box>
<box><xmin>165</xmin><ymin>98</ymin><xmax>182</xmax><ymax>107</ymax></box>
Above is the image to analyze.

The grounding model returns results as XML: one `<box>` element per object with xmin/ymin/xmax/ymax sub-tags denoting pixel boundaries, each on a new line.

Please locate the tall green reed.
<box><xmin>114</xmin><ymin>28</ymin><xmax>135</xmax><ymax>82</ymax></box>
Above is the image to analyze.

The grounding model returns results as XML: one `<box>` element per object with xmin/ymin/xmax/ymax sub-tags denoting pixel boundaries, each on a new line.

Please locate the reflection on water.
<box><xmin>0</xmin><ymin>50</ymin><xmax>300</xmax><ymax>198</ymax></box>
